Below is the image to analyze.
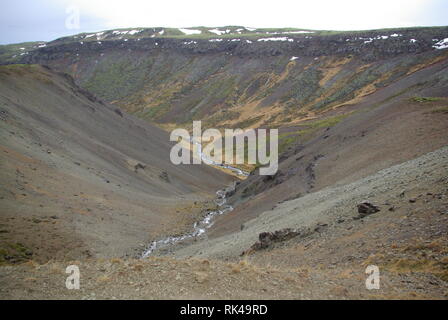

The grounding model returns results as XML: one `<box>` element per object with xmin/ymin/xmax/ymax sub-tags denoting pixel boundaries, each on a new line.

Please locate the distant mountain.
<box><xmin>1</xmin><ymin>26</ymin><xmax>447</xmax><ymax>133</ymax></box>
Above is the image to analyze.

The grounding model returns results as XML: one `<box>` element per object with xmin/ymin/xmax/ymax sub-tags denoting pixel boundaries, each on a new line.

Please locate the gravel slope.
<box><xmin>168</xmin><ymin>145</ymin><xmax>448</xmax><ymax>260</ymax></box>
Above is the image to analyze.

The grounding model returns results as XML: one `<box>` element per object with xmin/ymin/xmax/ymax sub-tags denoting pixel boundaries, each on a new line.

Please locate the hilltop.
<box><xmin>1</xmin><ymin>26</ymin><xmax>445</xmax><ymax>134</ymax></box>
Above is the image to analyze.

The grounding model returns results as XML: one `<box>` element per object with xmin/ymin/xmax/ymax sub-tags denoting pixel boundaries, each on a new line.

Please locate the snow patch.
<box><xmin>284</xmin><ymin>30</ymin><xmax>314</xmax><ymax>34</ymax></box>
<box><xmin>433</xmin><ymin>38</ymin><xmax>448</xmax><ymax>50</ymax></box>
<box><xmin>290</xmin><ymin>56</ymin><xmax>299</xmax><ymax>61</ymax></box>
<box><xmin>257</xmin><ymin>37</ymin><xmax>293</xmax><ymax>42</ymax></box>
<box><xmin>209</xmin><ymin>28</ymin><xmax>226</xmax><ymax>35</ymax></box>
<box><xmin>179</xmin><ymin>28</ymin><xmax>202</xmax><ymax>35</ymax></box>
<box><xmin>209</xmin><ymin>39</ymin><xmax>223</xmax><ymax>42</ymax></box>
<box><xmin>128</xmin><ymin>29</ymin><xmax>142</xmax><ymax>35</ymax></box>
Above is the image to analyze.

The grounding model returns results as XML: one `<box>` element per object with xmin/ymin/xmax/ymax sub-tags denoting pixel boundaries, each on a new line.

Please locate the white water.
<box><xmin>141</xmin><ymin>185</ymin><xmax>235</xmax><ymax>257</ymax></box>
<box><xmin>192</xmin><ymin>139</ymin><xmax>250</xmax><ymax>177</ymax></box>
<box><xmin>141</xmin><ymin>139</ymin><xmax>247</xmax><ymax>258</ymax></box>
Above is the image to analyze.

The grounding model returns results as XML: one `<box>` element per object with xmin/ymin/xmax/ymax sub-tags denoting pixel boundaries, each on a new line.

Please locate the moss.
<box><xmin>278</xmin><ymin>113</ymin><xmax>351</xmax><ymax>153</ymax></box>
<box><xmin>411</xmin><ymin>96</ymin><xmax>442</xmax><ymax>103</ymax></box>
<box><xmin>429</xmin><ymin>106</ymin><xmax>448</xmax><ymax>114</ymax></box>
<box><xmin>0</xmin><ymin>242</ymin><xmax>33</xmax><ymax>265</ymax></box>
<box><xmin>233</xmin><ymin>115</ymin><xmax>264</xmax><ymax>129</ymax></box>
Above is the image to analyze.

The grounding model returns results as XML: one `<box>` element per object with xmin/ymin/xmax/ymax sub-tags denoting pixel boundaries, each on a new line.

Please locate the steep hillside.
<box><xmin>1</xmin><ymin>146</ymin><xmax>447</xmax><ymax>299</ymax></box>
<box><xmin>0</xmin><ymin>65</ymin><xmax>233</xmax><ymax>264</ymax></box>
<box><xmin>212</xmin><ymin>58</ymin><xmax>448</xmax><ymax>236</ymax></box>
<box><xmin>3</xmin><ymin>26</ymin><xmax>447</xmax><ymax>131</ymax></box>
<box><xmin>0</xmin><ymin>27</ymin><xmax>447</xmax><ymax>300</ymax></box>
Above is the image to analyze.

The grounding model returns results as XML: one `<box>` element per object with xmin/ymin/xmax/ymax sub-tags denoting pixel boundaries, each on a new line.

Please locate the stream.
<box><xmin>141</xmin><ymin>139</ymin><xmax>247</xmax><ymax>258</ymax></box>
<box><xmin>141</xmin><ymin>184</ymin><xmax>235</xmax><ymax>258</ymax></box>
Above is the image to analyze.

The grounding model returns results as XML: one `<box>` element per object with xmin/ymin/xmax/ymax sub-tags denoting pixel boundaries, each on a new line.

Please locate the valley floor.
<box><xmin>1</xmin><ymin>146</ymin><xmax>447</xmax><ymax>299</ymax></box>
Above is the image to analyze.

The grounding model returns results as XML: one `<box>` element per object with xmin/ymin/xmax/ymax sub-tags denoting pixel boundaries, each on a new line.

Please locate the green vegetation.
<box><xmin>429</xmin><ymin>106</ymin><xmax>448</xmax><ymax>114</ymax></box>
<box><xmin>0</xmin><ymin>242</ymin><xmax>33</xmax><ymax>265</ymax></box>
<box><xmin>278</xmin><ymin>113</ymin><xmax>351</xmax><ymax>153</ymax></box>
<box><xmin>411</xmin><ymin>96</ymin><xmax>442</xmax><ymax>103</ymax></box>
<box><xmin>0</xmin><ymin>42</ymin><xmax>43</xmax><ymax>64</ymax></box>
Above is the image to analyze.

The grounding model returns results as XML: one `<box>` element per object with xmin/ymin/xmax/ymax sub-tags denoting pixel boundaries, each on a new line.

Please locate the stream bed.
<box><xmin>141</xmin><ymin>138</ymin><xmax>248</xmax><ymax>258</ymax></box>
<box><xmin>141</xmin><ymin>184</ymin><xmax>236</xmax><ymax>258</ymax></box>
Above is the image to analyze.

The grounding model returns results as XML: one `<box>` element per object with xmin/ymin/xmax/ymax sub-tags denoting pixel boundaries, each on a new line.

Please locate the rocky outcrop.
<box><xmin>355</xmin><ymin>201</ymin><xmax>380</xmax><ymax>219</ymax></box>
<box><xmin>241</xmin><ymin>228</ymin><xmax>304</xmax><ymax>255</ymax></box>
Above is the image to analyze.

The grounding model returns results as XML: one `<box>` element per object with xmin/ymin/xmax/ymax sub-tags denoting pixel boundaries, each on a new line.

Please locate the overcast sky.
<box><xmin>1</xmin><ymin>0</ymin><xmax>447</xmax><ymax>44</ymax></box>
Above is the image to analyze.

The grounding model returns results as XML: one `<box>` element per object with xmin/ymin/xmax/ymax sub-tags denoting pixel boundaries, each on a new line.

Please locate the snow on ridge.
<box><xmin>179</xmin><ymin>28</ymin><xmax>202</xmax><ymax>35</ymax></box>
<box><xmin>283</xmin><ymin>30</ymin><xmax>314</xmax><ymax>34</ymax></box>
<box><xmin>111</xmin><ymin>29</ymin><xmax>141</xmax><ymax>37</ymax></box>
<box><xmin>81</xmin><ymin>32</ymin><xmax>105</xmax><ymax>40</ymax></box>
<box><xmin>209</xmin><ymin>29</ymin><xmax>226</xmax><ymax>35</ymax></box>
<box><xmin>433</xmin><ymin>38</ymin><xmax>448</xmax><ymax>50</ymax></box>
<box><xmin>129</xmin><ymin>30</ymin><xmax>142</xmax><ymax>35</ymax></box>
<box><xmin>257</xmin><ymin>37</ymin><xmax>294</xmax><ymax>42</ymax></box>
<box><xmin>209</xmin><ymin>39</ymin><xmax>223</xmax><ymax>42</ymax></box>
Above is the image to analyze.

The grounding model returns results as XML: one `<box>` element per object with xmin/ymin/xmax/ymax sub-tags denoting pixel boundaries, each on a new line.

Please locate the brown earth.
<box><xmin>0</xmin><ymin>42</ymin><xmax>447</xmax><ymax>300</ymax></box>
<box><xmin>0</xmin><ymin>65</ymin><xmax>234</xmax><ymax>264</ymax></box>
<box><xmin>1</xmin><ymin>146</ymin><xmax>447</xmax><ymax>299</ymax></box>
<box><xmin>213</xmin><ymin>57</ymin><xmax>448</xmax><ymax>238</ymax></box>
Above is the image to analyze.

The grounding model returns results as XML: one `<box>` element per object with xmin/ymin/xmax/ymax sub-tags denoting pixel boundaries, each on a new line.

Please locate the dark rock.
<box><xmin>241</xmin><ymin>228</ymin><xmax>301</xmax><ymax>255</ymax></box>
<box><xmin>114</xmin><ymin>108</ymin><xmax>123</xmax><ymax>117</ymax></box>
<box><xmin>134</xmin><ymin>162</ymin><xmax>146</xmax><ymax>172</ymax></box>
<box><xmin>356</xmin><ymin>201</ymin><xmax>380</xmax><ymax>218</ymax></box>
<box><xmin>159</xmin><ymin>171</ymin><xmax>170</xmax><ymax>183</ymax></box>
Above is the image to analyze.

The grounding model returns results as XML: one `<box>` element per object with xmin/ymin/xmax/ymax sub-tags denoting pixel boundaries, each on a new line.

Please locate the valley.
<box><xmin>0</xmin><ymin>25</ymin><xmax>447</xmax><ymax>300</ymax></box>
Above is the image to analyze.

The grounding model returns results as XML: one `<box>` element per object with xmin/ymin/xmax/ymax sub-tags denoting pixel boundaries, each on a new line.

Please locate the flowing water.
<box><xmin>141</xmin><ymin>139</ymin><xmax>247</xmax><ymax>258</ymax></box>
<box><xmin>141</xmin><ymin>184</ymin><xmax>235</xmax><ymax>258</ymax></box>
